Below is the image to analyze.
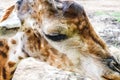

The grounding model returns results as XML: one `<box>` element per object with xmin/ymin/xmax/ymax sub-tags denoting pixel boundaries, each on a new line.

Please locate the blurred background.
<box><xmin>0</xmin><ymin>0</ymin><xmax>120</xmax><ymax>48</ymax></box>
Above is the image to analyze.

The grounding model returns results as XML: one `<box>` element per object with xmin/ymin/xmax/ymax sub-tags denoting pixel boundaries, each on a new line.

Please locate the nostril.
<box><xmin>105</xmin><ymin>56</ymin><xmax>120</xmax><ymax>73</ymax></box>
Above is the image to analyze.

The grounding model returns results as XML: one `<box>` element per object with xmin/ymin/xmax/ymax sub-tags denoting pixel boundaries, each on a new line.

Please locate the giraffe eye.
<box><xmin>45</xmin><ymin>33</ymin><xmax>68</xmax><ymax>41</ymax></box>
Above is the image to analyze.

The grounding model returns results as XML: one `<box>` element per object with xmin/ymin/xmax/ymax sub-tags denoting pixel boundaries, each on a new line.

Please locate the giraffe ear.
<box><xmin>0</xmin><ymin>5</ymin><xmax>15</xmax><ymax>22</ymax></box>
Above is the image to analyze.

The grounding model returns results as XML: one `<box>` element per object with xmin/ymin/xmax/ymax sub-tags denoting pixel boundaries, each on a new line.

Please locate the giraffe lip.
<box><xmin>105</xmin><ymin>56</ymin><xmax>120</xmax><ymax>73</ymax></box>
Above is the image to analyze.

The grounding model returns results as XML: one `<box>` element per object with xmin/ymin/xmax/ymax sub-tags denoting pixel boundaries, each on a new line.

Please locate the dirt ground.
<box><xmin>0</xmin><ymin>0</ymin><xmax>120</xmax><ymax>47</ymax></box>
<box><xmin>79</xmin><ymin>0</ymin><xmax>120</xmax><ymax>12</ymax></box>
<box><xmin>0</xmin><ymin>0</ymin><xmax>120</xmax><ymax>11</ymax></box>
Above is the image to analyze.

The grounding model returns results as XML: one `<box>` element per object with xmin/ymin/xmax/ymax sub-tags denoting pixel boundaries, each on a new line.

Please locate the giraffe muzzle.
<box><xmin>105</xmin><ymin>56</ymin><xmax>120</xmax><ymax>73</ymax></box>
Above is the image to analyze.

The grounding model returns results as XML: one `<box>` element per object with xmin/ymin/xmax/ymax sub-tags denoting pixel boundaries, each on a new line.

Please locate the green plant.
<box><xmin>110</xmin><ymin>12</ymin><xmax>120</xmax><ymax>22</ymax></box>
<box><xmin>95</xmin><ymin>11</ymin><xmax>106</xmax><ymax>15</ymax></box>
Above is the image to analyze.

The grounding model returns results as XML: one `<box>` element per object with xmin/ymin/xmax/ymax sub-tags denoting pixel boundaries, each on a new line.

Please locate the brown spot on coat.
<box><xmin>18</xmin><ymin>56</ymin><xmax>24</xmax><ymax>60</ymax></box>
<box><xmin>8</xmin><ymin>61</ymin><xmax>16</xmax><ymax>68</ymax></box>
<box><xmin>0</xmin><ymin>51</ymin><xmax>7</xmax><ymax>58</ymax></box>
<box><xmin>2</xmin><ymin>67</ymin><xmax>6</xmax><ymax>79</ymax></box>
<box><xmin>0</xmin><ymin>5</ymin><xmax>15</xmax><ymax>22</ymax></box>
<box><xmin>0</xmin><ymin>39</ymin><xmax>9</xmax><ymax>58</ymax></box>
<box><xmin>11</xmin><ymin>39</ymin><xmax>16</xmax><ymax>44</ymax></box>
<box><xmin>0</xmin><ymin>41</ymin><xmax>4</xmax><ymax>47</ymax></box>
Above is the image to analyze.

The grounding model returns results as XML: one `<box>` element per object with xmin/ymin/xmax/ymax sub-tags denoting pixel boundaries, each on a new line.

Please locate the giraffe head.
<box><xmin>16</xmin><ymin>0</ymin><xmax>120</xmax><ymax>75</ymax></box>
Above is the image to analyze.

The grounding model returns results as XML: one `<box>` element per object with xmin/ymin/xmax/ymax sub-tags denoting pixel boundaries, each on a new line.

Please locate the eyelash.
<box><xmin>45</xmin><ymin>34</ymin><xmax>68</xmax><ymax>41</ymax></box>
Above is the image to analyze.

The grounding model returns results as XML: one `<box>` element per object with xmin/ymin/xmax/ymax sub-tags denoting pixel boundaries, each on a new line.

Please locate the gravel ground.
<box><xmin>88</xmin><ymin>12</ymin><xmax>120</xmax><ymax>47</ymax></box>
<box><xmin>78</xmin><ymin>0</ymin><xmax>120</xmax><ymax>47</ymax></box>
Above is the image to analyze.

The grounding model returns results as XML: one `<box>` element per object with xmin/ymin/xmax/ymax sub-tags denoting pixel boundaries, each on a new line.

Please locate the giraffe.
<box><xmin>0</xmin><ymin>0</ymin><xmax>120</xmax><ymax>80</ymax></box>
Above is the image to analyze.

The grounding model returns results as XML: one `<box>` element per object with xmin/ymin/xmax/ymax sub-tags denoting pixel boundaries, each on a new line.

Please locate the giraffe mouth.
<box><xmin>104</xmin><ymin>56</ymin><xmax>120</xmax><ymax>73</ymax></box>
